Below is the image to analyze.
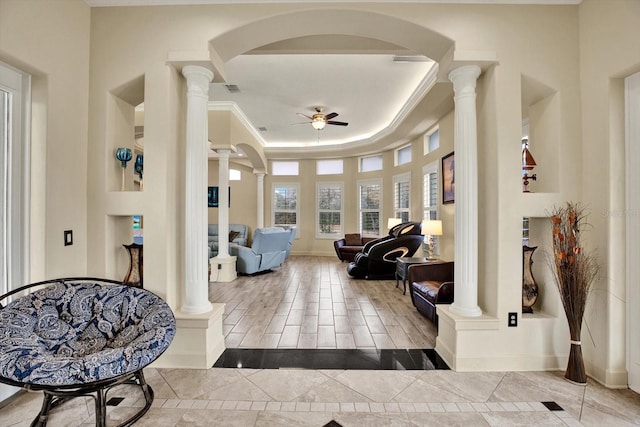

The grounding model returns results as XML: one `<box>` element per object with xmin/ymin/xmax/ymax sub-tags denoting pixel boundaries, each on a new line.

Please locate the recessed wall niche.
<box><xmin>106</xmin><ymin>214</ymin><xmax>143</xmax><ymax>284</ymax></box>
<box><xmin>521</xmin><ymin>74</ymin><xmax>559</xmax><ymax>193</ymax></box>
<box><xmin>522</xmin><ymin>216</ymin><xmax>562</xmax><ymax>318</ymax></box>
<box><xmin>108</xmin><ymin>75</ymin><xmax>145</xmax><ymax>192</ymax></box>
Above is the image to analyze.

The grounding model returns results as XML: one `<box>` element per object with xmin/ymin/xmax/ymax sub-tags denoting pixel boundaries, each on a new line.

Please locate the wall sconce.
<box><xmin>134</xmin><ymin>154</ymin><xmax>144</xmax><ymax>190</ymax></box>
<box><xmin>421</xmin><ymin>219</ymin><xmax>443</xmax><ymax>260</ymax></box>
<box><xmin>522</xmin><ymin>138</ymin><xmax>537</xmax><ymax>192</ymax></box>
<box><xmin>387</xmin><ymin>217</ymin><xmax>402</xmax><ymax>230</ymax></box>
<box><xmin>115</xmin><ymin>147</ymin><xmax>132</xmax><ymax>191</ymax></box>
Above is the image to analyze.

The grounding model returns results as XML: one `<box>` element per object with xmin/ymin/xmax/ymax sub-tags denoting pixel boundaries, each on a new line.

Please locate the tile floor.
<box><xmin>2</xmin><ymin>367</ymin><xmax>639</xmax><ymax>426</ymax></box>
<box><xmin>213</xmin><ymin>256</ymin><xmax>437</xmax><ymax>350</ymax></box>
<box><xmin>1</xmin><ymin>256</ymin><xmax>639</xmax><ymax>426</ymax></box>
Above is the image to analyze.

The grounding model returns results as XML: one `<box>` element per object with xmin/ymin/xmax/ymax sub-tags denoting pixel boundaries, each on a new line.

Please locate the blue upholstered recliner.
<box><xmin>347</xmin><ymin>221</ymin><xmax>424</xmax><ymax>279</ymax></box>
<box><xmin>230</xmin><ymin>227</ymin><xmax>291</xmax><ymax>274</ymax></box>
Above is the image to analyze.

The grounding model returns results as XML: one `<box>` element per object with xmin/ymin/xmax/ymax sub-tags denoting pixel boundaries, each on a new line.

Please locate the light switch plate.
<box><xmin>64</xmin><ymin>230</ymin><xmax>73</xmax><ymax>246</ymax></box>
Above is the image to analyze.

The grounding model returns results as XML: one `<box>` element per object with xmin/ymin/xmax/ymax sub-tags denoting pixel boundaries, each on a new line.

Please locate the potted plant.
<box><xmin>549</xmin><ymin>202</ymin><xmax>599</xmax><ymax>384</ymax></box>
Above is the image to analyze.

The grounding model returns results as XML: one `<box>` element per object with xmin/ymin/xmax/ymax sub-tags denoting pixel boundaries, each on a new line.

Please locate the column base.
<box><xmin>450</xmin><ymin>302</ymin><xmax>483</xmax><ymax>317</ymax></box>
<box><xmin>210</xmin><ymin>256</ymin><xmax>237</xmax><ymax>282</ymax></box>
<box><xmin>152</xmin><ymin>303</ymin><xmax>225</xmax><ymax>369</ymax></box>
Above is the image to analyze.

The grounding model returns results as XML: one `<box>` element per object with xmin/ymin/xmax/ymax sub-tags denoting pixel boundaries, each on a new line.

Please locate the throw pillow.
<box><xmin>344</xmin><ymin>233</ymin><xmax>362</xmax><ymax>246</ymax></box>
<box><xmin>229</xmin><ymin>230</ymin><xmax>241</xmax><ymax>242</ymax></box>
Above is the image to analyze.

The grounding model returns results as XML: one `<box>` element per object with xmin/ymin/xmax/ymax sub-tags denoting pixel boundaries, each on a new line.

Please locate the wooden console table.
<box><xmin>395</xmin><ymin>257</ymin><xmax>440</xmax><ymax>295</ymax></box>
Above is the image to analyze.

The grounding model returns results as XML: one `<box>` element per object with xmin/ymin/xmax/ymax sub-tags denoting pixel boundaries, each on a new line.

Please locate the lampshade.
<box><xmin>421</xmin><ymin>219</ymin><xmax>443</xmax><ymax>236</ymax></box>
<box><xmin>312</xmin><ymin>116</ymin><xmax>326</xmax><ymax>130</ymax></box>
<box><xmin>387</xmin><ymin>218</ymin><xmax>402</xmax><ymax>229</ymax></box>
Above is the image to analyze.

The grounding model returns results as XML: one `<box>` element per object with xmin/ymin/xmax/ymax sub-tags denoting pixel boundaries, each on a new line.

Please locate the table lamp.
<box><xmin>421</xmin><ymin>219</ymin><xmax>442</xmax><ymax>260</ymax></box>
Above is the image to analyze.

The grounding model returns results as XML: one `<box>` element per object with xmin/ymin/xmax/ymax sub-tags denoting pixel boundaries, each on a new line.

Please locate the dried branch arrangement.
<box><xmin>549</xmin><ymin>202</ymin><xmax>599</xmax><ymax>384</ymax></box>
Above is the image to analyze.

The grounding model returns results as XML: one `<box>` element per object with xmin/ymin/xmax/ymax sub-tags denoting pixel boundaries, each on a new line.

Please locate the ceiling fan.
<box><xmin>296</xmin><ymin>107</ymin><xmax>349</xmax><ymax>130</ymax></box>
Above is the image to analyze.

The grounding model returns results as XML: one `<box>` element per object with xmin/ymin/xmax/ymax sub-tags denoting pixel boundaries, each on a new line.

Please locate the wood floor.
<box><xmin>210</xmin><ymin>256</ymin><xmax>437</xmax><ymax>349</ymax></box>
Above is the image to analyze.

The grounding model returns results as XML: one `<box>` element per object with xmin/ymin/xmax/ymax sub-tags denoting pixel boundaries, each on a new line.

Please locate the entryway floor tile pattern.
<box><xmin>2</xmin><ymin>368</ymin><xmax>639</xmax><ymax>426</ymax></box>
<box><xmin>213</xmin><ymin>256</ymin><xmax>438</xmax><ymax>350</ymax></box>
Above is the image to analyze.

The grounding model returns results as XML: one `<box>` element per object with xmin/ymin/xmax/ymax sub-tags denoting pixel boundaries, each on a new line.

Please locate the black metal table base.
<box><xmin>29</xmin><ymin>369</ymin><xmax>154</xmax><ymax>427</ymax></box>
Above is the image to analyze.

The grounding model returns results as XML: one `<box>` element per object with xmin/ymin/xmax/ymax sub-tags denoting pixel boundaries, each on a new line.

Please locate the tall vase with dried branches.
<box><xmin>549</xmin><ymin>202</ymin><xmax>599</xmax><ymax>384</ymax></box>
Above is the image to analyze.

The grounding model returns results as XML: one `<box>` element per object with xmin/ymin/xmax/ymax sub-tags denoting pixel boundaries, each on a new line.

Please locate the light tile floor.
<box><xmin>1</xmin><ymin>368</ymin><xmax>639</xmax><ymax>426</ymax></box>
<box><xmin>213</xmin><ymin>256</ymin><xmax>437</xmax><ymax>350</ymax></box>
<box><xmin>2</xmin><ymin>256</ymin><xmax>639</xmax><ymax>426</ymax></box>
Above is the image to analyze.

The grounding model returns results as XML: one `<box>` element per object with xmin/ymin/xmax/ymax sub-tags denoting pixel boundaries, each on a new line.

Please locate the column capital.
<box><xmin>448</xmin><ymin>65</ymin><xmax>481</xmax><ymax>90</ymax></box>
<box><xmin>182</xmin><ymin>65</ymin><xmax>213</xmax><ymax>95</ymax></box>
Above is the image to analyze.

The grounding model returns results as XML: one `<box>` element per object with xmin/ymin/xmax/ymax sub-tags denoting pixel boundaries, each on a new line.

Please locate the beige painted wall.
<box><xmin>0</xmin><ymin>0</ymin><xmax>91</xmax><ymax>281</ymax></box>
<box><xmin>4</xmin><ymin>0</ymin><xmax>637</xmax><ymax>384</ymax></box>
<box><xmin>578</xmin><ymin>0</ymin><xmax>640</xmax><ymax>387</ymax></box>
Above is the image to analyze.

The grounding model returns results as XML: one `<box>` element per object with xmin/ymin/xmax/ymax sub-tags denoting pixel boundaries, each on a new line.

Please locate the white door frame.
<box><xmin>626</xmin><ymin>71</ymin><xmax>640</xmax><ymax>393</ymax></box>
<box><xmin>0</xmin><ymin>61</ymin><xmax>30</xmax><ymax>402</ymax></box>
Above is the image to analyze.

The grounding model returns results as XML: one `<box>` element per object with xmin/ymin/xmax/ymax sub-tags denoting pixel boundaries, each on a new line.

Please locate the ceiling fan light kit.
<box><xmin>298</xmin><ymin>107</ymin><xmax>349</xmax><ymax>132</ymax></box>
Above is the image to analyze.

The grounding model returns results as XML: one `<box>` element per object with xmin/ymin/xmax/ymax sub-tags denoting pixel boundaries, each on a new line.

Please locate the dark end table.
<box><xmin>395</xmin><ymin>257</ymin><xmax>440</xmax><ymax>295</ymax></box>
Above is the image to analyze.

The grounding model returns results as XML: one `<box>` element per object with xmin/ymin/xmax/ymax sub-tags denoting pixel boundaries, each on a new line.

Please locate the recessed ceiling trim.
<box><xmin>208</xmin><ymin>101</ymin><xmax>268</xmax><ymax>146</ymax></box>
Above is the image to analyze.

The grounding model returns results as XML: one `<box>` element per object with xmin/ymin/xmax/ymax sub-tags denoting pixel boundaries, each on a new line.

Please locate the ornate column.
<box><xmin>181</xmin><ymin>65</ymin><xmax>213</xmax><ymax>314</ymax></box>
<box><xmin>211</xmin><ymin>148</ymin><xmax>236</xmax><ymax>282</ymax></box>
<box><xmin>255</xmin><ymin>172</ymin><xmax>265</xmax><ymax>228</ymax></box>
<box><xmin>448</xmin><ymin>65</ymin><xmax>482</xmax><ymax>317</ymax></box>
<box><xmin>216</xmin><ymin>149</ymin><xmax>231</xmax><ymax>258</ymax></box>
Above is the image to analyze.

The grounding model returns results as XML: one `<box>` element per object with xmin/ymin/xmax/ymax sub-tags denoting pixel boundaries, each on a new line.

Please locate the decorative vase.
<box><xmin>522</xmin><ymin>245</ymin><xmax>539</xmax><ymax>313</ymax></box>
<box><xmin>115</xmin><ymin>147</ymin><xmax>133</xmax><ymax>191</ymax></box>
<box><xmin>134</xmin><ymin>154</ymin><xmax>144</xmax><ymax>190</ymax></box>
<box><xmin>123</xmin><ymin>243</ymin><xmax>143</xmax><ymax>288</ymax></box>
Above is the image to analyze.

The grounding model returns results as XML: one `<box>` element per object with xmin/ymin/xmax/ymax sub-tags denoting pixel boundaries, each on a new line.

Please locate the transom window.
<box><xmin>395</xmin><ymin>145</ymin><xmax>412</xmax><ymax>166</ymax></box>
<box><xmin>317</xmin><ymin>159</ymin><xmax>343</xmax><ymax>175</ymax></box>
<box><xmin>359</xmin><ymin>154</ymin><xmax>383</xmax><ymax>173</ymax></box>
<box><xmin>424</xmin><ymin>126</ymin><xmax>440</xmax><ymax>154</ymax></box>
<box><xmin>272</xmin><ymin>161</ymin><xmax>299</xmax><ymax>176</ymax></box>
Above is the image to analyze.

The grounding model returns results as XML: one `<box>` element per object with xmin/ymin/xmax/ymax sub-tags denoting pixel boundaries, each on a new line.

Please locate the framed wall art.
<box><xmin>442</xmin><ymin>151</ymin><xmax>455</xmax><ymax>204</ymax></box>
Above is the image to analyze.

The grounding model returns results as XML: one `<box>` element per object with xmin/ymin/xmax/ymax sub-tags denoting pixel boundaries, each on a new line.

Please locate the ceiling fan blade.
<box><xmin>327</xmin><ymin>121</ymin><xmax>348</xmax><ymax>126</ymax></box>
<box><xmin>325</xmin><ymin>112</ymin><xmax>339</xmax><ymax>120</ymax></box>
<box><xmin>297</xmin><ymin>113</ymin><xmax>313</xmax><ymax>119</ymax></box>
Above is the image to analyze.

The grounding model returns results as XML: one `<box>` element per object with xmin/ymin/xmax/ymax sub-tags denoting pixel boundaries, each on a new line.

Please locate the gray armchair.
<box><xmin>230</xmin><ymin>227</ymin><xmax>291</xmax><ymax>274</ymax></box>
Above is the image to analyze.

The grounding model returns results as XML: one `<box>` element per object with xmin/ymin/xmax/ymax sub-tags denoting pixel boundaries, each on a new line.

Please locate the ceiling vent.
<box><xmin>392</xmin><ymin>55</ymin><xmax>430</xmax><ymax>63</ymax></box>
<box><xmin>225</xmin><ymin>84</ymin><xmax>241</xmax><ymax>93</ymax></box>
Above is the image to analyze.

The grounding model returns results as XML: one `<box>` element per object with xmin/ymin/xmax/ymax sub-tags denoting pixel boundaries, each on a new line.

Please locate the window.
<box><xmin>424</xmin><ymin>127</ymin><xmax>439</xmax><ymax>154</ymax></box>
<box><xmin>393</xmin><ymin>173</ymin><xmax>411</xmax><ymax>222</ymax></box>
<box><xmin>0</xmin><ymin>62</ymin><xmax>29</xmax><ymax>301</ymax></box>
<box><xmin>229</xmin><ymin>169</ymin><xmax>241</xmax><ymax>181</ymax></box>
<box><xmin>317</xmin><ymin>182</ymin><xmax>343</xmax><ymax>238</ymax></box>
<box><xmin>317</xmin><ymin>159</ymin><xmax>343</xmax><ymax>175</ymax></box>
<box><xmin>358</xmin><ymin>179</ymin><xmax>382</xmax><ymax>237</ymax></box>
<box><xmin>522</xmin><ymin>217</ymin><xmax>530</xmax><ymax>246</ymax></box>
<box><xmin>359</xmin><ymin>154</ymin><xmax>383</xmax><ymax>172</ymax></box>
<box><xmin>273</xmin><ymin>184</ymin><xmax>299</xmax><ymax>227</ymax></box>
<box><xmin>423</xmin><ymin>162</ymin><xmax>439</xmax><ymax>254</ymax></box>
<box><xmin>272</xmin><ymin>161</ymin><xmax>299</xmax><ymax>176</ymax></box>
<box><xmin>395</xmin><ymin>145</ymin><xmax>412</xmax><ymax>166</ymax></box>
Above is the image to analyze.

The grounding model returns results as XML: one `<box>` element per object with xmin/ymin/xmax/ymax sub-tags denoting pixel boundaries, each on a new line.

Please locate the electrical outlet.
<box><xmin>508</xmin><ymin>312</ymin><xmax>518</xmax><ymax>327</ymax></box>
<box><xmin>64</xmin><ymin>230</ymin><xmax>73</xmax><ymax>246</ymax></box>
